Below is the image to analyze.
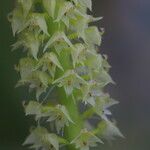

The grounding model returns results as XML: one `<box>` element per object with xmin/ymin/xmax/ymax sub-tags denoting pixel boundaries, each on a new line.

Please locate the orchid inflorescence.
<box><xmin>9</xmin><ymin>0</ymin><xmax>123</xmax><ymax>150</ymax></box>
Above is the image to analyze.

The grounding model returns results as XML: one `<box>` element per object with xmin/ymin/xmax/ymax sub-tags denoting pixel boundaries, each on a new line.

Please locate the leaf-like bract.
<box><xmin>44</xmin><ymin>32</ymin><xmax>73</xmax><ymax>52</ymax></box>
<box><xmin>35</xmin><ymin>14</ymin><xmax>49</xmax><ymax>36</ymax></box>
<box><xmin>43</xmin><ymin>0</ymin><xmax>56</xmax><ymax>18</ymax></box>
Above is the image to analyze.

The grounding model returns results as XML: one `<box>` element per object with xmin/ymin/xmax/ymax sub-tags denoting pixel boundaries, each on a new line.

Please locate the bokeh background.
<box><xmin>0</xmin><ymin>0</ymin><xmax>150</xmax><ymax>150</ymax></box>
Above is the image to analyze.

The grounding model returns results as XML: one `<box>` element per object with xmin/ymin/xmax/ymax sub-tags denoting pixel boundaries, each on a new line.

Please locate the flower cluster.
<box><xmin>9</xmin><ymin>0</ymin><xmax>123</xmax><ymax>150</ymax></box>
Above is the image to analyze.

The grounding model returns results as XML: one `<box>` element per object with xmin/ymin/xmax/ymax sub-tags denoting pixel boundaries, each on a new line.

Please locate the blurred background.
<box><xmin>0</xmin><ymin>0</ymin><xmax>150</xmax><ymax>150</ymax></box>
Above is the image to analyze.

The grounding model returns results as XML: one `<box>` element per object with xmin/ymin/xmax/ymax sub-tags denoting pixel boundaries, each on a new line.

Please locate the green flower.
<box><xmin>71</xmin><ymin>43</ymin><xmax>87</xmax><ymax>67</ymax></box>
<box><xmin>25</xmin><ymin>101</ymin><xmax>74</xmax><ymax>133</ymax></box>
<box><xmin>30</xmin><ymin>13</ymin><xmax>50</xmax><ymax>36</ymax></box>
<box><xmin>16</xmin><ymin>57</ymin><xmax>37</xmax><ymax>79</ymax></box>
<box><xmin>73</xmin><ymin>50</ymin><xmax>107</xmax><ymax>80</ymax></box>
<box><xmin>17</xmin><ymin>70</ymin><xmax>51</xmax><ymax>100</ymax></box>
<box><xmin>71</xmin><ymin>129</ymin><xmax>103</xmax><ymax>150</ymax></box>
<box><xmin>25</xmin><ymin>101</ymin><xmax>42</xmax><ymax>120</ymax></box>
<box><xmin>35</xmin><ymin>52</ymin><xmax>63</xmax><ymax>78</ymax></box>
<box><xmin>79</xmin><ymin>0</ymin><xmax>92</xmax><ymax>11</ymax></box>
<box><xmin>81</xmin><ymin>81</ymin><xmax>103</xmax><ymax>106</ymax></box>
<box><xmin>55</xmin><ymin>1</ymin><xmax>74</xmax><ymax>22</ymax></box>
<box><xmin>53</xmin><ymin>70</ymin><xmax>87</xmax><ymax>96</ymax></box>
<box><xmin>8</xmin><ymin>6</ymin><xmax>27</xmax><ymax>36</ymax></box>
<box><xmin>98</xmin><ymin>119</ymin><xmax>124</xmax><ymax>141</ymax></box>
<box><xmin>84</xmin><ymin>26</ymin><xmax>101</xmax><ymax>46</ymax></box>
<box><xmin>84</xmin><ymin>51</ymin><xmax>103</xmax><ymax>71</ymax></box>
<box><xmin>94</xmin><ymin>94</ymin><xmax>118</xmax><ymax>117</ymax></box>
<box><xmin>45</xmin><ymin>104</ymin><xmax>74</xmax><ymax>133</ymax></box>
<box><xmin>91</xmin><ymin>69</ymin><xmax>114</xmax><ymax>87</ymax></box>
<box><xmin>12</xmin><ymin>32</ymin><xmax>41</xmax><ymax>60</ymax></box>
<box><xmin>44</xmin><ymin>32</ymin><xmax>74</xmax><ymax>52</ymax></box>
<box><xmin>23</xmin><ymin>127</ymin><xmax>59</xmax><ymax>150</ymax></box>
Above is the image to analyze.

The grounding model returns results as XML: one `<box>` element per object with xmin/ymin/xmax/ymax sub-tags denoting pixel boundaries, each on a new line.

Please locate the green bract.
<box><xmin>9</xmin><ymin>0</ymin><xmax>123</xmax><ymax>150</ymax></box>
<box><xmin>44</xmin><ymin>31</ymin><xmax>74</xmax><ymax>52</ymax></box>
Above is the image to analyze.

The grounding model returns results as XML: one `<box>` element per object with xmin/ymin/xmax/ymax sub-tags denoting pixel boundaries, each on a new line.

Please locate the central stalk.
<box><xmin>56</xmin><ymin>48</ymin><xmax>83</xmax><ymax>149</ymax></box>
<box><xmin>58</xmin><ymin>88</ymin><xmax>83</xmax><ymax>150</ymax></box>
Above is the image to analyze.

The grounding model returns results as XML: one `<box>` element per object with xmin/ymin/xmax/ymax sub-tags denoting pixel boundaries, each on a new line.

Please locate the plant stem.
<box><xmin>58</xmin><ymin>88</ymin><xmax>83</xmax><ymax>150</ymax></box>
<box><xmin>56</xmin><ymin>48</ymin><xmax>83</xmax><ymax>150</ymax></box>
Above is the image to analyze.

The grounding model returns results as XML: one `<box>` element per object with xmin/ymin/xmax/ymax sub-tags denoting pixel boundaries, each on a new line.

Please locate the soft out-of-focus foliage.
<box><xmin>9</xmin><ymin>0</ymin><xmax>123</xmax><ymax>150</ymax></box>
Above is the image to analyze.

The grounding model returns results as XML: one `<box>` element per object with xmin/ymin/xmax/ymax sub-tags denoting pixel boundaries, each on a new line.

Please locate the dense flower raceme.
<box><xmin>9</xmin><ymin>0</ymin><xmax>123</xmax><ymax>150</ymax></box>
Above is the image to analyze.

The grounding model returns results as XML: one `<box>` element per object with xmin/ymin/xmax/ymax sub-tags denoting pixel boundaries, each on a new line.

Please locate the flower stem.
<box><xmin>58</xmin><ymin>88</ymin><xmax>83</xmax><ymax>150</ymax></box>
<box><xmin>56</xmin><ymin>48</ymin><xmax>83</xmax><ymax>149</ymax></box>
